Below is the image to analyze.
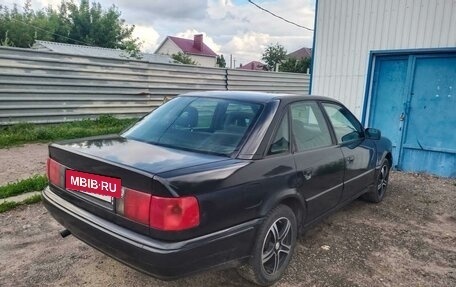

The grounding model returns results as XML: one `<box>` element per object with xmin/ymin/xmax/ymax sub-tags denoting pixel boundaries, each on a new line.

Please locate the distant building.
<box><xmin>32</xmin><ymin>40</ymin><xmax>172</xmax><ymax>63</ymax></box>
<box><xmin>237</xmin><ymin>61</ymin><xmax>268</xmax><ymax>71</ymax></box>
<box><xmin>287</xmin><ymin>47</ymin><xmax>312</xmax><ymax>60</ymax></box>
<box><xmin>155</xmin><ymin>34</ymin><xmax>218</xmax><ymax>67</ymax></box>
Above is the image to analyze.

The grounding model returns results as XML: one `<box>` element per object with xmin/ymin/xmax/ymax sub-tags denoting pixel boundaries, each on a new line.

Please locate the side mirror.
<box><xmin>269</xmin><ymin>137</ymin><xmax>289</xmax><ymax>155</ymax></box>
<box><xmin>365</xmin><ymin>128</ymin><xmax>381</xmax><ymax>140</ymax></box>
<box><xmin>341</xmin><ymin>131</ymin><xmax>363</xmax><ymax>142</ymax></box>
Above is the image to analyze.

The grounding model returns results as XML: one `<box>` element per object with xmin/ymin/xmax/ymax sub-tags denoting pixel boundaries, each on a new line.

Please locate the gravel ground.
<box><xmin>0</xmin><ymin>144</ymin><xmax>48</xmax><ymax>186</ymax></box>
<box><xmin>1</xmin><ymin>172</ymin><xmax>455</xmax><ymax>287</ymax></box>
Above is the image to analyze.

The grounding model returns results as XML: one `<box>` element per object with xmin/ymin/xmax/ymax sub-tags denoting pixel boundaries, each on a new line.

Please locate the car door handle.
<box><xmin>303</xmin><ymin>169</ymin><xmax>312</xmax><ymax>181</ymax></box>
<box><xmin>345</xmin><ymin>155</ymin><xmax>355</xmax><ymax>163</ymax></box>
<box><xmin>295</xmin><ymin>169</ymin><xmax>312</xmax><ymax>187</ymax></box>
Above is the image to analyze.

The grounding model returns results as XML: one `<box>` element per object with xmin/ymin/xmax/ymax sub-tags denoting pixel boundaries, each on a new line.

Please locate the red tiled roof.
<box><xmin>168</xmin><ymin>36</ymin><xmax>217</xmax><ymax>57</ymax></box>
<box><xmin>237</xmin><ymin>61</ymin><xmax>267</xmax><ymax>70</ymax></box>
<box><xmin>287</xmin><ymin>47</ymin><xmax>312</xmax><ymax>59</ymax></box>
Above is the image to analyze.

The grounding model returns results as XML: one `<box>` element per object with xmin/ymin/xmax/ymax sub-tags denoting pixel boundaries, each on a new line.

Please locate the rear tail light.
<box><xmin>122</xmin><ymin>188</ymin><xmax>151</xmax><ymax>225</ymax></box>
<box><xmin>116</xmin><ymin>188</ymin><xmax>200</xmax><ymax>231</ymax></box>
<box><xmin>150</xmin><ymin>196</ymin><xmax>200</xmax><ymax>231</ymax></box>
<box><xmin>47</xmin><ymin>158</ymin><xmax>64</xmax><ymax>188</ymax></box>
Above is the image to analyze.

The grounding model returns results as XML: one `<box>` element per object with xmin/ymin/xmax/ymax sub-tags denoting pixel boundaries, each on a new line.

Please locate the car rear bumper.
<box><xmin>42</xmin><ymin>186</ymin><xmax>260</xmax><ymax>279</ymax></box>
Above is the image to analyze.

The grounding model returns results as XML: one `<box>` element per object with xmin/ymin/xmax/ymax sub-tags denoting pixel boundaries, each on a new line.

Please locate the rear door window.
<box><xmin>290</xmin><ymin>101</ymin><xmax>333</xmax><ymax>151</ymax></box>
<box><xmin>268</xmin><ymin>111</ymin><xmax>290</xmax><ymax>155</ymax></box>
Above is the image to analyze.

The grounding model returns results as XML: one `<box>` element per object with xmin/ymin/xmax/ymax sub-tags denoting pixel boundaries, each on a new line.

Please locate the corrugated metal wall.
<box><xmin>0</xmin><ymin>47</ymin><xmax>309</xmax><ymax>124</ymax></box>
<box><xmin>227</xmin><ymin>69</ymin><xmax>309</xmax><ymax>93</ymax></box>
<box><xmin>312</xmin><ymin>0</ymin><xmax>456</xmax><ymax>118</ymax></box>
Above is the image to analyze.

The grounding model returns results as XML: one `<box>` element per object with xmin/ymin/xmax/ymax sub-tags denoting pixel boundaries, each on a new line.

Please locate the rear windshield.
<box><xmin>123</xmin><ymin>97</ymin><xmax>263</xmax><ymax>156</ymax></box>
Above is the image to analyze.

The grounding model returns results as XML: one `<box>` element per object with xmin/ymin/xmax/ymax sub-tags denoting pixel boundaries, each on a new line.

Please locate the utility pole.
<box><xmin>233</xmin><ymin>58</ymin><xmax>236</xmax><ymax>69</ymax></box>
<box><xmin>230</xmin><ymin>54</ymin><xmax>233</xmax><ymax>69</ymax></box>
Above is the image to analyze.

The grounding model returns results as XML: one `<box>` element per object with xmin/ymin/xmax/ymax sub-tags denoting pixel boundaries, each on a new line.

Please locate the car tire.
<box><xmin>362</xmin><ymin>158</ymin><xmax>390</xmax><ymax>203</ymax></box>
<box><xmin>237</xmin><ymin>205</ymin><xmax>297</xmax><ymax>286</ymax></box>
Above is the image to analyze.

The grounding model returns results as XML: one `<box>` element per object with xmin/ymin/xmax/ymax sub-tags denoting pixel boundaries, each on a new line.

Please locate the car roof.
<box><xmin>180</xmin><ymin>91</ymin><xmax>340</xmax><ymax>105</ymax></box>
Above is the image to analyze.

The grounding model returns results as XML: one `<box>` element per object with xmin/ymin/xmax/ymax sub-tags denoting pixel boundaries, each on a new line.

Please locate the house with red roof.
<box><xmin>237</xmin><ymin>61</ymin><xmax>268</xmax><ymax>71</ymax></box>
<box><xmin>154</xmin><ymin>34</ymin><xmax>218</xmax><ymax>67</ymax></box>
<box><xmin>287</xmin><ymin>47</ymin><xmax>312</xmax><ymax>60</ymax></box>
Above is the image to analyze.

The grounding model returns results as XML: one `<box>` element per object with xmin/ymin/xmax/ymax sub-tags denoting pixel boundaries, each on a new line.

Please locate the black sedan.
<box><xmin>43</xmin><ymin>91</ymin><xmax>392</xmax><ymax>286</ymax></box>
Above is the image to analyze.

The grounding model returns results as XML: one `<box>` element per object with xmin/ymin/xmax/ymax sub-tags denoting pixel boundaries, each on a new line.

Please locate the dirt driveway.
<box><xmin>1</xmin><ymin>172</ymin><xmax>455</xmax><ymax>287</ymax></box>
<box><xmin>0</xmin><ymin>143</ymin><xmax>48</xmax><ymax>185</ymax></box>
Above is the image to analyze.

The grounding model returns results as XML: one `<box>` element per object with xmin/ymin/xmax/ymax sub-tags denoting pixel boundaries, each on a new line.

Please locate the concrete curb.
<box><xmin>0</xmin><ymin>191</ymin><xmax>41</xmax><ymax>204</ymax></box>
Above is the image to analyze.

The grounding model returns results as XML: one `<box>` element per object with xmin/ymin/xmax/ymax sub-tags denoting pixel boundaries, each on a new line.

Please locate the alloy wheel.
<box><xmin>377</xmin><ymin>165</ymin><xmax>389</xmax><ymax>197</ymax></box>
<box><xmin>261</xmin><ymin>217</ymin><xmax>292</xmax><ymax>275</ymax></box>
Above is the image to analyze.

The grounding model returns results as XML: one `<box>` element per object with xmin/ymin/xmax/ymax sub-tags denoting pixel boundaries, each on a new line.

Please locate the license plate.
<box><xmin>65</xmin><ymin>170</ymin><xmax>122</xmax><ymax>201</ymax></box>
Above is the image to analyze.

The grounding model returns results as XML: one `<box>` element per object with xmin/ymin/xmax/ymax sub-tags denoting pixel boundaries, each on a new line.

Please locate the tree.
<box><xmin>172</xmin><ymin>52</ymin><xmax>197</xmax><ymax>65</ymax></box>
<box><xmin>262</xmin><ymin>43</ymin><xmax>287</xmax><ymax>71</ymax></box>
<box><xmin>0</xmin><ymin>30</ymin><xmax>12</xmax><ymax>46</ymax></box>
<box><xmin>216</xmin><ymin>55</ymin><xmax>226</xmax><ymax>68</ymax></box>
<box><xmin>279</xmin><ymin>57</ymin><xmax>312</xmax><ymax>73</ymax></box>
<box><xmin>0</xmin><ymin>1</ymin><xmax>52</xmax><ymax>48</ymax></box>
<box><xmin>0</xmin><ymin>0</ymin><xmax>141</xmax><ymax>57</ymax></box>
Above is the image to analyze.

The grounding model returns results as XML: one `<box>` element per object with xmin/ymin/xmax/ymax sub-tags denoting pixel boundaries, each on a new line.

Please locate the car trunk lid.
<box><xmin>48</xmin><ymin>135</ymin><xmax>229</xmax><ymax>236</ymax></box>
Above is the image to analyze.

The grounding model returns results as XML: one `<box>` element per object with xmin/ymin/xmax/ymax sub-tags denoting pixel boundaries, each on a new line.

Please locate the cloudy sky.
<box><xmin>11</xmin><ymin>0</ymin><xmax>315</xmax><ymax>65</ymax></box>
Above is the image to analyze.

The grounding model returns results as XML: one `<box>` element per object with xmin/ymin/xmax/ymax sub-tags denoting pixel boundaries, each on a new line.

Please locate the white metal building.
<box><xmin>311</xmin><ymin>0</ymin><xmax>456</xmax><ymax>177</ymax></box>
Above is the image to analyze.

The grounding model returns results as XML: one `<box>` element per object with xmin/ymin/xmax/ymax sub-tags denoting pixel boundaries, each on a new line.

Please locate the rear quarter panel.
<box><xmin>157</xmin><ymin>154</ymin><xmax>299</xmax><ymax>237</ymax></box>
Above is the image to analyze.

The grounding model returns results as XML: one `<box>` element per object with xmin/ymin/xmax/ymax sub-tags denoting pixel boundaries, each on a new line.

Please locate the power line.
<box><xmin>10</xmin><ymin>18</ymin><xmax>94</xmax><ymax>46</ymax></box>
<box><xmin>247</xmin><ymin>0</ymin><xmax>314</xmax><ymax>32</ymax></box>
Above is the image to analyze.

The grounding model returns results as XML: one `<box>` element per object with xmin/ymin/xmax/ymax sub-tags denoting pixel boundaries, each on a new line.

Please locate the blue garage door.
<box><xmin>369</xmin><ymin>53</ymin><xmax>456</xmax><ymax>177</ymax></box>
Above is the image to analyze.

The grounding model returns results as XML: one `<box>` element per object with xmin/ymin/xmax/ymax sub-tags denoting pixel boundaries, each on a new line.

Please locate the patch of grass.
<box><xmin>0</xmin><ymin>194</ymin><xmax>42</xmax><ymax>213</ymax></box>
<box><xmin>0</xmin><ymin>115</ymin><xmax>138</xmax><ymax>148</ymax></box>
<box><xmin>22</xmin><ymin>193</ymin><xmax>42</xmax><ymax>204</ymax></box>
<box><xmin>0</xmin><ymin>175</ymin><xmax>48</xmax><ymax>199</ymax></box>
<box><xmin>0</xmin><ymin>201</ymin><xmax>19</xmax><ymax>213</ymax></box>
